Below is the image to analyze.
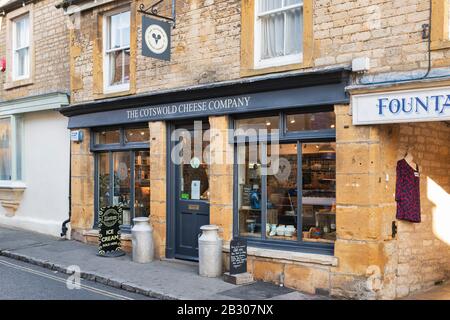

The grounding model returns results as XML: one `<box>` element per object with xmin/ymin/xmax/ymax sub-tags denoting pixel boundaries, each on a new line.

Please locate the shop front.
<box><xmin>63</xmin><ymin>68</ymin><xmax>418</xmax><ymax>298</ymax></box>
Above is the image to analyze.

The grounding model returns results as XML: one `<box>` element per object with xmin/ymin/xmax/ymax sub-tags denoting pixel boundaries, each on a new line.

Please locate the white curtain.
<box><xmin>261</xmin><ymin>13</ymin><xmax>284</xmax><ymax>59</ymax></box>
<box><xmin>259</xmin><ymin>0</ymin><xmax>303</xmax><ymax>59</ymax></box>
<box><xmin>285</xmin><ymin>7</ymin><xmax>302</xmax><ymax>55</ymax></box>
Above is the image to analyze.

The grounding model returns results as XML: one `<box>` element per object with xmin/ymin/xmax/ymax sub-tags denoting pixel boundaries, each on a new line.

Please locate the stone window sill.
<box><xmin>4</xmin><ymin>78</ymin><xmax>33</xmax><ymax>91</ymax></box>
<box><xmin>0</xmin><ymin>181</ymin><xmax>27</xmax><ymax>217</ymax></box>
<box><xmin>223</xmin><ymin>243</ymin><xmax>338</xmax><ymax>267</ymax></box>
<box><xmin>431</xmin><ymin>40</ymin><xmax>450</xmax><ymax>51</ymax></box>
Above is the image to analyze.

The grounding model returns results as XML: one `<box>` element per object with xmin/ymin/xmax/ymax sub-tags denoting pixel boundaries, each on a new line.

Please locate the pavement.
<box><xmin>404</xmin><ymin>282</ymin><xmax>450</xmax><ymax>300</ymax></box>
<box><xmin>0</xmin><ymin>226</ymin><xmax>325</xmax><ymax>300</ymax></box>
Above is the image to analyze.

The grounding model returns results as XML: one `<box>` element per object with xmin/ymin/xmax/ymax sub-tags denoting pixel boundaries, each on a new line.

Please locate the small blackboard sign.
<box><xmin>98</xmin><ymin>206</ymin><xmax>125</xmax><ymax>257</ymax></box>
<box><xmin>230</xmin><ymin>239</ymin><xmax>247</xmax><ymax>275</ymax></box>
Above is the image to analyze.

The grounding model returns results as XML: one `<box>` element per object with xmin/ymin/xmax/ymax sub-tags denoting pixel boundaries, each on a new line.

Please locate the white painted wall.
<box><xmin>0</xmin><ymin>110</ymin><xmax>70</xmax><ymax>236</ymax></box>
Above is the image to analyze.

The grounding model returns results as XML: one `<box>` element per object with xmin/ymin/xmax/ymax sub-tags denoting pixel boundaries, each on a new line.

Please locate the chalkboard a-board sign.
<box><xmin>230</xmin><ymin>239</ymin><xmax>247</xmax><ymax>275</ymax></box>
<box><xmin>98</xmin><ymin>206</ymin><xmax>125</xmax><ymax>257</ymax></box>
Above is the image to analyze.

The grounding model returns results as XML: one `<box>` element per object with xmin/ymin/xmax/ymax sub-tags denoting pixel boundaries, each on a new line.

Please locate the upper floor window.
<box><xmin>431</xmin><ymin>0</ymin><xmax>450</xmax><ymax>50</ymax></box>
<box><xmin>104</xmin><ymin>9</ymin><xmax>130</xmax><ymax>93</ymax></box>
<box><xmin>255</xmin><ymin>0</ymin><xmax>303</xmax><ymax>69</ymax></box>
<box><xmin>12</xmin><ymin>14</ymin><xmax>30</xmax><ymax>81</ymax></box>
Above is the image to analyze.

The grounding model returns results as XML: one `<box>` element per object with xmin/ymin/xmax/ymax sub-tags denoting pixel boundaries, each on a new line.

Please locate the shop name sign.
<box><xmin>352</xmin><ymin>86</ymin><xmax>450</xmax><ymax>125</ymax></box>
<box><xmin>126</xmin><ymin>96</ymin><xmax>252</xmax><ymax>120</ymax></box>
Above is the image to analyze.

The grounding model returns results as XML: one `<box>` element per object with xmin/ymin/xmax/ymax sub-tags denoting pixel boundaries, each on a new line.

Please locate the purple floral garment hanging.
<box><xmin>395</xmin><ymin>159</ymin><xmax>421</xmax><ymax>223</ymax></box>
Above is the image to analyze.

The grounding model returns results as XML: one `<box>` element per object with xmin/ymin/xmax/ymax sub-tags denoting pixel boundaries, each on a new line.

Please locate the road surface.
<box><xmin>0</xmin><ymin>256</ymin><xmax>153</xmax><ymax>300</ymax></box>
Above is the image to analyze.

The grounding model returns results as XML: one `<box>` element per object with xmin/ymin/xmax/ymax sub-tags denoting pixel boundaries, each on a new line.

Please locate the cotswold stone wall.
<box><xmin>70</xmin><ymin>0</ymin><xmax>450</xmax><ymax>104</ymax></box>
<box><xmin>393</xmin><ymin>122</ymin><xmax>450</xmax><ymax>297</ymax></box>
<box><xmin>0</xmin><ymin>0</ymin><xmax>70</xmax><ymax>100</ymax></box>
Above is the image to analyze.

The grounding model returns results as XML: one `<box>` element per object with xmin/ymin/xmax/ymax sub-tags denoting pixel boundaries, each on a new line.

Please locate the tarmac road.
<box><xmin>0</xmin><ymin>256</ymin><xmax>153</xmax><ymax>300</ymax></box>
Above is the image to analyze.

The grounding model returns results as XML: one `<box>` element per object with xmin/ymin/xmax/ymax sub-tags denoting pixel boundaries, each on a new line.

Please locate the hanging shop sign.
<box><xmin>142</xmin><ymin>16</ymin><xmax>171</xmax><ymax>61</ymax></box>
<box><xmin>98</xmin><ymin>206</ymin><xmax>125</xmax><ymax>257</ymax></box>
<box><xmin>230</xmin><ymin>239</ymin><xmax>247</xmax><ymax>275</ymax></box>
<box><xmin>352</xmin><ymin>86</ymin><xmax>450</xmax><ymax>125</ymax></box>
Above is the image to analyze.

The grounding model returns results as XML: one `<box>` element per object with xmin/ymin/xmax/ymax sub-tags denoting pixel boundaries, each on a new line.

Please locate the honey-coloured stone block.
<box><xmin>252</xmin><ymin>260</ymin><xmax>284</xmax><ymax>284</ymax></box>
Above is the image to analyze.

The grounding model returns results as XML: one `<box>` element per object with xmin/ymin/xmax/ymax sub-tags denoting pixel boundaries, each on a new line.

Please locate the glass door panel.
<box><xmin>98</xmin><ymin>152</ymin><xmax>111</xmax><ymax>209</ymax></box>
<box><xmin>112</xmin><ymin>151</ymin><xmax>131</xmax><ymax>226</ymax></box>
<box><xmin>179</xmin><ymin>130</ymin><xmax>210</xmax><ymax>201</ymax></box>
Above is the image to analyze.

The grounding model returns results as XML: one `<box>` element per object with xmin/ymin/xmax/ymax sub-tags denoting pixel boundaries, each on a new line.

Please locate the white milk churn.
<box><xmin>131</xmin><ymin>217</ymin><xmax>154</xmax><ymax>263</ymax></box>
<box><xmin>198</xmin><ymin>225</ymin><xmax>223</xmax><ymax>277</ymax></box>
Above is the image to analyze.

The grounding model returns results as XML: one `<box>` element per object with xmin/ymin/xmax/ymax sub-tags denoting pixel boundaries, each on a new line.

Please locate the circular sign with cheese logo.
<box><xmin>145</xmin><ymin>24</ymin><xmax>169</xmax><ymax>55</ymax></box>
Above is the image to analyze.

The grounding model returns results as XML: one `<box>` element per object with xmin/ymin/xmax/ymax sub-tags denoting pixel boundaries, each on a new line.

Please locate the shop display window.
<box><xmin>93</xmin><ymin>127</ymin><xmax>150</xmax><ymax>231</ymax></box>
<box><xmin>286</xmin><ymin>111</ymin><xmax>335</xmax><ymax>132</ymax></box>
<box><xmin>234</xmin><ymin>109</ymin><xmax>336</xmax><ymax>252</ymax></box>
<box><xmin>0</xmin><ymin>116</ymin><xmax>22</xmax><ymax>181</ymax></box>
<box><xmin>235</xmin><ymin>115</ymin><xmax>280</xmax><ymax>135</ymax></box>
<box><xmin>94</xmin><ymin>129</ymin><xmax>120</xmax><ymax>145</ymax></box>
<box><xmin>125</xmin><ymin>128</ymin><xmax>150</xmax><ymax>143</ymax></box>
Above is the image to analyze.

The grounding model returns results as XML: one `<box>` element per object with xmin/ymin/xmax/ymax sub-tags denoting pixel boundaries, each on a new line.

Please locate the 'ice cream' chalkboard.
<box><xmin>98</xmin><ymin>206</ymin><xmax>125</xmax><ymax>257</ymax></box>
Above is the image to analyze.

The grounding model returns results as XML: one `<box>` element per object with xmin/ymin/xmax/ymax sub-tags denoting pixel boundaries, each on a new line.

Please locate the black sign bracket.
<box><xmin>138</xmin><ymin>0</ymin><xmax>176</xmax><ymax>28</ymax></box>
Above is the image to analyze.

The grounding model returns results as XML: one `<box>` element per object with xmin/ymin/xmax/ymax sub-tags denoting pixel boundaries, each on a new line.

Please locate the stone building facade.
<box><xmin>60</xmin><ymin>0</ymin><xmax>450</xmax><ymax>299</ymax></box>
<box><xmin>0</xmin><ymin>0</ymin><xmax>70</xmax><ymax>236</ymax></box>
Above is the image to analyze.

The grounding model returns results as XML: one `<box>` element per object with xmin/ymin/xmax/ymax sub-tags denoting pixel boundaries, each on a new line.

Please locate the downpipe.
<box><xmin>61</xmin><ymin>135</ymin><xmax>72</xmax><ymax>238</ymax></box>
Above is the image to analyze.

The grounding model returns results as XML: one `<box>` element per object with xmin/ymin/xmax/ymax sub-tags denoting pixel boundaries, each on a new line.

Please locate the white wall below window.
<box><xmin>0</xmin><ymin>110</ymin><xmax>70</xmax><ymax>237</ymax></box>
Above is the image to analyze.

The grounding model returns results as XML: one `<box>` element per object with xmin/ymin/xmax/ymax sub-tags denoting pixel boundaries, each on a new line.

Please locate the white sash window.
<box><xmin>12</xmin><ymin>14</ymin><xmax>30</xmax><ymax>81</ymax></box>
<box><xmin>255</xmin><ymin>0</ymin><xmax>303</xmax><ymax>69</ymax></box>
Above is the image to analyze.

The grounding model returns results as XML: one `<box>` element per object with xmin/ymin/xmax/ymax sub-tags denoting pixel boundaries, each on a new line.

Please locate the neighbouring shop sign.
<box><xmin>142</xmin><ymin>16</ymin><xmax>171</xmax><ymax>61</ymax></box>
<box><xmin>352</xmin><ymin>86</ymin><xmax>450</xmax><ymax>125</ymax></box>
<box><xmin>230</xmin><ymin>239</ymin><xmax>247</xmax><ymax>275</ymax></box>
<box><xmin>98</xmin><ymin>206</ymin><xmax>125</xmax><ymax>257</ymax></box>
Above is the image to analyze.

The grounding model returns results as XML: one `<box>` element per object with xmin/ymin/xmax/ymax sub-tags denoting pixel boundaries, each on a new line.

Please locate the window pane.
<box><xmin>301</xmin><ymin>142</ymin><xmax>336</xmax><ymax>243</ymax></box>
<box><xmin>286</xmin><ymin>111</ymin><xmax>335</xmax><ymax>132</ymax></box>
<box><xmin>179</xmin><ymin>129</ymin><xmax>210</xmax><ymax>201</ymax></box>
<box><xmin>266</xmin><ymin>143</ymin><xmax>298</xmax><ymax>241</ymax></box>
<box><xmin>237</xmin><ymin>143</ymin><xmax>263</xmax><ymax>238</ymax></box>
<box><xmin>0</xmin><ymin>118</ymin><xmax>12</xmax><ymax>181</ymax></box>
<box><xmin>134</xmin><ymin>151</ymin><xmax>150</xmax><ymax>218</ymax></box>
<box><xmin>113</xmin><ymin>152</ymin><xmax>131</xmax><ymax>226</ymax></box>
<box><xmin>124</xmin><ymin>49</ymin><xmax>130</xmax><ymax>82</ymax></box>
<box><xmin>15</xmin><ymin>48</ymin><xmax>28</xmax><ymax>77</ymax></box>
<box><xmin>94</xmin><ymin>129</ymin><xmax>120</xmax><ymax>145</ymax></box>
<box><xmin>98</xmin><ymin>153</ymin><xmax>111</xmax><ymax>209</ymax></box>
<box><xmin>107</xmin><ymin>49</ymin><xmax>129</xmax><ymax>86</ymax></box>
<box><xmin>285</xmin><ymin>7</ymin><xmax>303</xmax><ymax>55</ymax></box>
<box><xmin>109</xmin><ymin>51</ymin><xmax>124</xmax><ymax>86</ymax></box>
<box><xmin>285</xmin><ymin>0</ymin><xmax>302</xmax><ymax>6</ymax></box>
<box><xmin>125</xmin><ymin>128</ymin><xmax>149</xmax><ymax>143</ymax></box>
<box><xmin>235</xmin><ymin>116</ymin><xmax>279</xmax><ymax>136</ymax></box>
<box><xmin>109</xmin><ymin>14</ymin><xmax>121</xmax><ymax>49</ymax></box>
<box><xmin>15</xmin><ymin>15</ymin><xmax>29</xmax><ymax>49</ymax></box>
<box><xmin>121</xmin><ymin>11</ymin><xmax>130</xmax><ymax>47</ymax></box>
<box><xmin>14</xmin><ymin>117</ymin><xmax>22</xmax><ymax>180</ymax></box>
<box><xmin>259</xmin><ymin>0</ymin><xmax>283</xmax><ymax>13</ymax></box>
<box><xmin>260</xmin><ymin>14</ymin><xmax>285</xmax><ymax>59</ymax></box>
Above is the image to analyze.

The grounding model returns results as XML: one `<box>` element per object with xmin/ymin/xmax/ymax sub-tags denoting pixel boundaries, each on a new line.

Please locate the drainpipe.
<box><xmin>61</xmin><ymin>138</ymin><xmax>72</xmax><ymax>238</ymax></box>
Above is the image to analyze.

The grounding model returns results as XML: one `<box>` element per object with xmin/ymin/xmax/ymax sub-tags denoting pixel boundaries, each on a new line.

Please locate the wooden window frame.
<box><xmin>93</xmin><ymin>2</ymin><xmax>137</xmax><ymax>99</ymax></box>
<box><xmin>241</xmin><ymin>0</ymin><xmax>313</xmax><ymax>77</ymax></box>
<box><xmin>103</xmin><ymin>8</ymin><xmax>131</xmax><ymax>94</ymax></box>
<box><xmin>4</xmin><ymin>4</ymin><xmax>34</xmax><ymax>90</ymax></box>
<box><xmin>431</xmin><ymin>0</ymin><xmax>450</xmax><ymax>50</ymax></box>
